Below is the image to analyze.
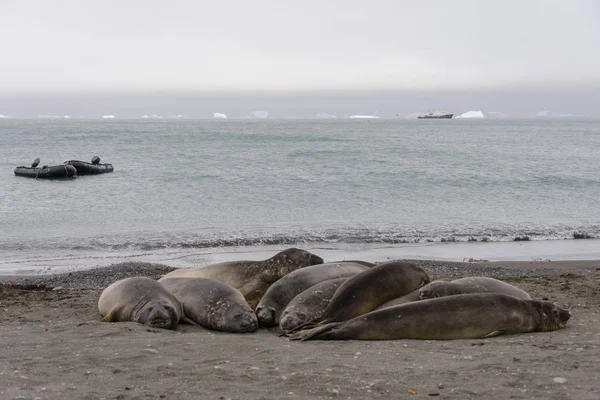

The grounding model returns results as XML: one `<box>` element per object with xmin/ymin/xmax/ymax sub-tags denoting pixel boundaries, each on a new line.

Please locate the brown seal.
<box><xmin>159</xmin><ymin>248</ymin><xmax>323</xmax><ymax>308</ymax></box>
<box><xmin>279</xmin><ymin>277</ymin><xmax>348</xmax><ymax>332</ymax></box>
<box><xmin>98</xmin><ymin>277</ymin><xmax>183</xmax><ymax>329</ymax></box>
<box><xmin>419</xmin><ymin>277</ymin><xmax>531</xmax><ymax>300</ymax></box>
<box><xmin>255</xmin><ymin>262</ymin><xmax>368</xmax><ymax>327</ymax></box>
<box><xmin>290</xmin><ymin>293</ymin><xmax>571</xmax><ymax>341</ymax></box>
<box><xmin>288</xmin><ymin>260</ymin><xmax>430</xmax><ymax>333</ymax></box>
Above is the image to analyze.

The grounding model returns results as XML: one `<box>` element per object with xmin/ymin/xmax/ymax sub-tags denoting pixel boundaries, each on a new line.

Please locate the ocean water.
<box><xmin>1</xmin><ymin>118</ymin><xmax>599</xmax><ymax>274</ymax></box>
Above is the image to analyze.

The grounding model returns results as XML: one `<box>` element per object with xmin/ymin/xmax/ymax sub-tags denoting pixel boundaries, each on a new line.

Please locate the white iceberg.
<box><xmin>248</xmin><ymin>111</ymin><xmax>270</xmax><ymax>119</ymax></box>
<box><xmin>63</xmin><ymin>115</ymin><xmax>71</xmax><ymax>119</ymax></box>
<box><xmin>102</xmin><ymin>115</ymin><xmax>115</xmax><ymax>119</ymax></box>
<box><xmin>213</xmin><ymin>113</ymin><xmax>227</xmax><ymax>118</ymax></box>
<box><xmin>535</xmin><ymin>110</ymin><xmax>550</xmax><ymax>117</ymax></box>
<box><xmin>316</xmin><ymin>112</ymin><xmax>337</xmax><ymax>119</ymax></box>
<box><xmin>141</xmin><ymin>114</ymin><xmax>149</xmax><ymax>119</ymax></box>
<box><xmin>0</xmin><ymin>114</ymin><xmax>6</xmax><ymax>118</ymax></box>
<box><xmin>350</xmin><ymin>114</ymin><xmax>379</xmax><ymax>119</ymax></box>
<box><xmin>455</xmin><ymin>110</ymin><xmax>484</xmax><ymax>119</ymax></box>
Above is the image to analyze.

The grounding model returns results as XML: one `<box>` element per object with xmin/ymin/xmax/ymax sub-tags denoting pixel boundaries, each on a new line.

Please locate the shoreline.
<box><xmin>1</xmin><ymin>258</ymin><xmax>599</xmax><ymax>399</ymax></box>
<box><xmin>2</xmin><ymin>238</ymin><xmax>600</xmax><ymax>276</ymax></box>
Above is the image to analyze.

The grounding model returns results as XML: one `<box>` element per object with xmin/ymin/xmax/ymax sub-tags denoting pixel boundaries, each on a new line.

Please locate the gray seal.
<box><xmin>290</xmin><ymin>293</ymin><xmax>571</xmax><ymax>341</ymax></box>
<box><xmin>98</xmin><ymin>277</ymin><xmax>183</xmax><ymax>330</ymax></box>
<box><xmin>160</xmin><ymin>277</ymin><xmax>258</xmax><ymax>333</ymax></box>
<box><xmin>159</xmin><ymin>248</ymin><xmax>323</xmax><ymax>309</ymax></box>
<box><xmin>279</xmin><ymin>277</ymin><xmax>348</xmax><ymax>333</ymax></box>
<box><xmin>419</xmin><ymin>277</ymin><xmax>532</xmax><ymax>300</ymax></box>
<box><xmin>255</xmin><ymin>262</ymin><xmax>369</xmax><ymax>327</ymax></box>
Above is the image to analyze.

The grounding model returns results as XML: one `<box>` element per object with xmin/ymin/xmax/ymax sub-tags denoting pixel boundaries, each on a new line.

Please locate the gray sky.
<box><xmin>1</xmin><ymin>0</ymin><xmax>599</xmax><ymax>117</ymax></box>
<box><xmin>2</xmin><ymin>0</ymin><xmax>599</xmax><ymax>92</ymax></box>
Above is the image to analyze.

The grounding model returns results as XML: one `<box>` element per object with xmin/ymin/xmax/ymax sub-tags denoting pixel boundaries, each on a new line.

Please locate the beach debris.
<box><xmin>553</xmin><ymin>377</ymin><xmax>567</xmax><ymax>384</ymax></box>
<box><xmin>408</xmin><ymin>389</ymin><xmax>416</xmax><ymax>395</ymax></box>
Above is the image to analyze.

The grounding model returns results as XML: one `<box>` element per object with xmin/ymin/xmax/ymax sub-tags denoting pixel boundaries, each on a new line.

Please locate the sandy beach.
<box><xmin>1</xmin><ymin>259</ymin><xmax>599</xmax><ymax>400</ymax></box>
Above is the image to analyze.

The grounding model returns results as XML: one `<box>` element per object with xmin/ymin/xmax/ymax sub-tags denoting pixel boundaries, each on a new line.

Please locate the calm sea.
<box><xmin>1</xmin><ymin>118</ymin><xmax>599</xmax><ymax>274</ymax></box>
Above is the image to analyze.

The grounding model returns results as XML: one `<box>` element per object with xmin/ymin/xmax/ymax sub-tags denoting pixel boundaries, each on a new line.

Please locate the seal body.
<box><xmin>292</xmin><ymin>293</ymin><xmax>570</xmax><ymax>341</ymax></box>
<box><xmin>98</xmin><ymin>277</ymin><xmax>182</xmax><ymax>329</ymax></box>
<box><xmin>160</xmin><ymin>278</ymin><xmax>258</xmax><ymax>333</ymax></box>
<box><xmin>279</xmin><ymin>277</ymin><xmax>347</xmax><ymax>332</ymax></box>
<box><xmin>375</xmin><ymin>288</ymin><xmax>421</xmax><ymax>310</ymax></box>
<box><xmin>419</xmin><ymin>277</ymin><xmax>531</xmax><ymax>300</ymax></box>
<box><xmin>304</xmin><ymin>261</ymin><xmax>430</xmax><ymax>326</ymax></box>
<box><xmin>159</xmin><ymin>248</ymin><xmax>323</xmax><ymax>309</ymax></box>
<box><xmin>255</xmin><ymin>262</ymin><xmax>368</xmax><ymax>326</ymax></box>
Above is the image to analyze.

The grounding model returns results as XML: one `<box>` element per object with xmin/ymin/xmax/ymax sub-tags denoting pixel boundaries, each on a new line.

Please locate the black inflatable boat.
<box><xmin>64</xmin><ymin>156</ymin><xmax>114</xmax><ymax>175</ymax></box>
<box><xmin>14</xmin><ymin>158</ymin><xmax>78</xmax><ymax>179</ymax></box>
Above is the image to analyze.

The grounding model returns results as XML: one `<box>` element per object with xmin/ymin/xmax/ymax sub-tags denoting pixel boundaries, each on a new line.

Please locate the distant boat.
<box><xmin>213</xmin><ymin>113</ymin><xmax>227</xmax><ymax>119</ymax></box>
<box><xmin>102</xmin><ymin>115</ymin><xmax>115</xmax><ymax>119</ymax></box>
<box><xmin>417</xmin><ymin>111</ymin><xmax>453</xmax><ymax>119</ymax></box>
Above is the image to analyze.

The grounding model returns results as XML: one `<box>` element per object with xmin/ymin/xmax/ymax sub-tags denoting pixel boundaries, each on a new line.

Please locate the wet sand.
<box><xmin>1</xmin><ymin>259</ymin><xmax>599</xmax><ymax>400</ymax></box>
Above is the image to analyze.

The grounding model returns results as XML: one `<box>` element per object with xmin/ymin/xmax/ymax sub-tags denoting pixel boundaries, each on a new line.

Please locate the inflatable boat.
<box><xmin>14</xmin><ymin>158</ymin><xmax>78</xmax><ymax>179</ymax></box>
<box><xmin>64</xmin><ymin>156</ymin><xmax>114</xmax><ymax>175</ymax></box>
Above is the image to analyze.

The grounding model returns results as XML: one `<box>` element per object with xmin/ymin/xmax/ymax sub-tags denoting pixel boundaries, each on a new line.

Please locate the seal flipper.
<box><xmin>481</xmin><ymin>329</ymin><xmax>506</xmax><ymax>338</ymax></box>
<box><xmin>288</xmin><ymin>321</ymin><xmax>344</xmax><ymax>341</ymax></box>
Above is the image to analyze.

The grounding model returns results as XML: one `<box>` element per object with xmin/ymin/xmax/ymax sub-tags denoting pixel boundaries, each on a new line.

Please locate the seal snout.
<box><xmin>559</xmin><ymin>309</ymin><xmax>571</xmax><ymax>323</ymax></box>
<box><xmin>309</xmin><ymin>254</ymin><xmax>324</xmax><ymax>265</ymax></box>
<box><xmin>238</xmin><ymin>312</ymin><xmax>259</xmax><ymax>332</ymax></box>
<box><xmin>256</xmin><ymin>306</ymin><xmax>276</xmax><ymax>326</ymax></box>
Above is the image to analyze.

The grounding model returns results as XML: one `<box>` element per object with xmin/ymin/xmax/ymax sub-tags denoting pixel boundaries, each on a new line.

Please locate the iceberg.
<box><xmin>63</xmin><ymin>115</ymin><xmax>71</xmax><ymax>119</ymax></box>
<box><xmin>455</xmin><ymin>110</ymin><xmax>484</xmax><ymax>119</ymax></box>
<box><xmin>141</xmin><ymin>114</ymin><xmax>150</xmax><ymax>119</ymax></box>
<box><xmin>213</xmin><ymin>113</ymin><xmax>227</xmax><ymax>119</ymax></box>
<box><xmin>0</xmin><ymin>114</ymin><xmax>6</xmax><ymax>118</ymax></box>
<box><xmin>248</xmin><ymin>111</ymin><xmax>270</xmax><ymax>119</ymax></box>
<box><xmin>535</xmin><ymin>110</ymin><xmax>550</xmax><ymax>117</ymax></box>
<box><xmin>316</xmin><ymin>112</ymin><xmax>337</xmax><ymax>119</ymax></box>
<box><xmin>102</xmin><ymin>115</ymin><xmax>115</xmax><ymax>119</ymax></box>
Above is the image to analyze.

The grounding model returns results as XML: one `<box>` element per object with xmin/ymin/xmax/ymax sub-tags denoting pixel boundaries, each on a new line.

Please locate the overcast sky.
<box><xmin>1</xmin><ymin>1</ymin><xmax>599</xmax><ymax>117</ymax></box>
<box><xmin>1</xmin><ymin>0</ymin><xmax>599</xmax><ymax>93</ymax></box>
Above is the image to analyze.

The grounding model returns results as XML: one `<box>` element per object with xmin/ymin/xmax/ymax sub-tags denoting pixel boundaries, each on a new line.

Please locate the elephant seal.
<box><xmin>159</xmin><ymin>248</ymin><xmax>323</xmax><ymax>309</ymax></box>
<box><xmin>279</xmin><ymin>277</ymin><xmax>348</xmax><ymax>333</ymax></box>
<box><xmin>98</xmin><ymin>277</ymin><xmax>183</xmax><ymax>330</ymax></box>
<box><xmin>375</xmin><ymin>288</ymin><xmax>422</xmax><ymax>310</ymax></box>
<box><xmin>255</xmin><ymin>262</ymin><xmax>369</xmax><ymax>327</ymax></box>
<box><xmin>290</xmin><ymin>293</ymin><xmax>571</xmax><ymax>341</ymax></box>
<box><xmin>160</xmin><ymin>278</ymin><xmax>258</xmax><ymax>333</ymax></box>
<box><xmin>289</xmin><ymin>261</ymin><xmax>430</xmax><ymax>332</ymax></box>
<box><xmin>419</xmin><ymin>277</ymin><xmax>531</xmax><ymax>300</ymax></box>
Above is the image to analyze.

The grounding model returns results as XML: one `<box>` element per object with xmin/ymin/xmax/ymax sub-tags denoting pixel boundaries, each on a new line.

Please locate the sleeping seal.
<box><xmin>290</xmin><ymin>293</ymin><xmax>571</xmax><ymax>341</ymax></box>
<box><xmin>160</xmin><ymin>277</ymin><xmax>257</xmax><ymax>333</ymax></box>
<box><xmin>255</xmin><ymin>262</ymin><xmax>368</xmax><ymax>327</ymax></box>
<box><xmin>289</xmin><ymin>260</ymin><xmax>430</xmax><ymax>332</ymax></box>
<box><xmin>419</xmin><ymin>277</ymin><xmax>531</xmax><ymax>300</ymax></box>
<box><xmin>279</xmin><ymin>277</ymin><xmax>348</xmax><ymax>333</ymax></box>
<box><xmin>98</xmin><ymin>277</ymin><xmax>183</xmax><ymax>329</ymax></box>
<box><xmin>159</xmin><ymin>248</ymin><xmax>323</xmax><ymax>309</ymax></box>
